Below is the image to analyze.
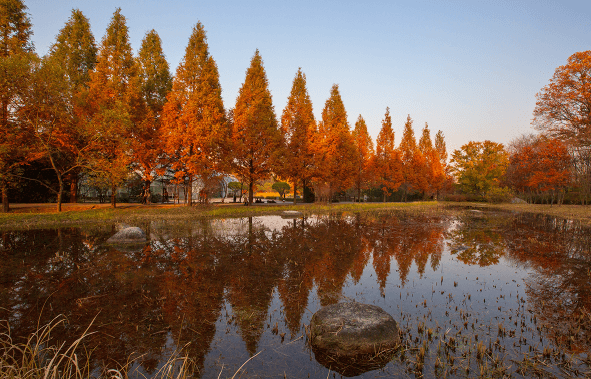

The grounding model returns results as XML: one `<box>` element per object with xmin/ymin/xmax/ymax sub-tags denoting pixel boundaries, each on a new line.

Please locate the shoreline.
<box><xmin>1</xmin><ymin>201</ymin><xmax>590</xmax><ymax>230</ymax></box>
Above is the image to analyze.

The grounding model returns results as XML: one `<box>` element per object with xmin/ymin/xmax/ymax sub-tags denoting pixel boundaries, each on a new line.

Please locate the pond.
<box><xmin>1</xmin><ymin>208</ymin><xmax>590</xmax><ymax>378</ymax></box>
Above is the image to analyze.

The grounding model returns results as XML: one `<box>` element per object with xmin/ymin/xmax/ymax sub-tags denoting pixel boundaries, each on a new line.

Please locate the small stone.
<box><xmin>106</xmin><ymin>227</ymin><xmax>146</xmax><ymax>244</ymax></box>
<box><xmin>281</xmin><ymin>210</ymin><xmax>303</xmax><ymax>218</ymax></box>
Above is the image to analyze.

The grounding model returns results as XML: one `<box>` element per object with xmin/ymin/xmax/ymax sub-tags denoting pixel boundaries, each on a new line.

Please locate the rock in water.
<box><xmin>106</xmin><ymin>227</ymin><xmax>146</xmax><ymax>244</ymax></box>
<box><xmin>310</xmin><ymin>302</ymin><xmax>399</xmax><ymax>355</ymax></box>
<box><xmin>310</xmin><ymin>302</ymin><xmax>399</xmax><ymax>376</ymax></box>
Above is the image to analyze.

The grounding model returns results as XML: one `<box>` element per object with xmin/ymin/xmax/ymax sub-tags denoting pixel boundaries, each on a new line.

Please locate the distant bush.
<box><xmin>443</xmin><ymin>193</ymin><xmax>484</xmax><ymax>202</ymax></box>
<box><xmin>485</xmin><ymin>187</ymin><xmax>514</xmax><ymax>204</ymax></box>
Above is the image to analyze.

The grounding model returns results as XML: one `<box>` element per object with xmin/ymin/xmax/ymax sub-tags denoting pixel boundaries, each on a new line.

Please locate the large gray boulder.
<box><xmin>310</xmin><ymin>302</ymin><xmax>399</xmax><ymax>376</ymax></box>
<box><xmin>106</xmin><ymin>227</ymin><xmax>146</xmax><ymax>244</ymax></box>
<box><xmin>310</xmin><ymin>302</ymin><xmax>399</xmax><ymax>356</ymax></box>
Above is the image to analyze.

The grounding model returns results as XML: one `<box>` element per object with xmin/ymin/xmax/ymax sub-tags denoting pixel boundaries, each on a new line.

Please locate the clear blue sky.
<box><xmin>26</xmin><ymin>0</ymin><xmax>591</xmax><ymax>154</ymax></box>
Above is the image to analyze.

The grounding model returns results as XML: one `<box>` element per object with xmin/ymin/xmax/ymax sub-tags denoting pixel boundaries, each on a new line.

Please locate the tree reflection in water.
<box><xmin>0</xmin><ymin>209</ymin><xmax>590</xmax><ymax>377</ymax></box>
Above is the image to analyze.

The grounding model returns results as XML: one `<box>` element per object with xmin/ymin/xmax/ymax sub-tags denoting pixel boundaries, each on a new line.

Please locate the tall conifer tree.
<box><xmin>375</xmin><ymin>108</ymin><xmax>403</xmax><ymax>202</ymax></box>
<box><xmin>419</xmin><ymin>123</ymin><xmax>445</xmax><ymax>197</ymax></box>
<box><xmin>231</xmin><ymin>50</ymin><xmax>281</xmax><ymax>205</ymax></box>
<box><xmin>136</xmin><ymin>29</ymin><xmax>172</xmax><ymax>202</ymax></box>
<box><xmin>82</xmin><ymin>8</ymin><xmax>141</xmax><ymax>208</ymax></box>
<box><xmin>0</xmin><ymin>0</ymin><xmax>34</xmax><ymax>212</ymax></box>
<box><xmin>162</xmin><ymin>22</ymin><xmax>225</xmax><ymax>205</ymax></box>
<box><xmin>48</xmin><ymin>9</ymin><xmax>97</xmax><ymax>203</ymax></box>
<box><xmin>280</xmin><ymin>68</ymin><xmax>316</xmax><ymax>204</ymax></box>
<box><xmin>399</xmin><ymin>114</ymin><xmax>418</xmax><ymax>201</ymax></box>
<box><xmin>313</xmin><ymin>84</ymin><xmax>356</xmax><ymax>201</ymax></box>
<box><xmin>352</xmin><ymin>115</ymin><xmax>374</xmax><ymax>202</ymax></box>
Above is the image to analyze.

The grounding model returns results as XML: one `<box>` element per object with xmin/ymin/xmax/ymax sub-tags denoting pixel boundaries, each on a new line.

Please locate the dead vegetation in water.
<box><xmin>0</xmin><ymin>316</ymin><xmax>197</xmax><ymax>379</ymax></box>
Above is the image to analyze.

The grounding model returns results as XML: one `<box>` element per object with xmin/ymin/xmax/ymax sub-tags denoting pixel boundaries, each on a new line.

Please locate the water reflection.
<box><xmin>1</xmin><ymin>210</ymin><xmax>590</xmax><ymax>377</ymax></box>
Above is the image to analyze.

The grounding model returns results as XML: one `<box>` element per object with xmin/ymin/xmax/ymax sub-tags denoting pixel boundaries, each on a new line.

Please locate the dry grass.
<box><xmin>0</xmin><ymin>201</ymin><xmax>444</xmax><ymax>230</ymax></box>
<box><xmin>0</xmin><ymin>316</ymin><xmax>196</xmax><ymax>379</ymax></box>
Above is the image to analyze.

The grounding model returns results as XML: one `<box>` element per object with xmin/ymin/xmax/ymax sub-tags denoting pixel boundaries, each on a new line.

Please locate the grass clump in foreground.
<box><xmin>0</xmin><ymin>316</ymin><xmax>196</xmax><ymax>379</ymax></box>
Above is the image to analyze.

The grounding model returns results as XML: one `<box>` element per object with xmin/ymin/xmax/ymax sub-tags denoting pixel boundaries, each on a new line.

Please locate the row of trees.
<box><xmin>3</xmin><ymin>2</ymin><xmax>588</xmax><ymax>211</ymax></box>
<box><xmin>1</xmin><ymin>3</ymin><xmax>452</xmax><ymax>212</ymax></box>
<box><xmin>450</xmin><ymin>49</ymin><xmax>591</xmax><ymax>205</ymax></box>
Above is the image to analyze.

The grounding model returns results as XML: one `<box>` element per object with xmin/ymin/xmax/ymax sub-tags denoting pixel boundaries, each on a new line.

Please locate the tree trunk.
<box><xmin>249</xmin><ymin>180</ymin><xmax>254</xmax><ymax>206</ymax></box>
<box><xmin>2</xmin><ymin>185</ymin><xmax>8</xmax><ymax>213</ymax></box>
<box><xmin>293</xmin><ymin>184</ymin><xmax>297</xmax><ymax>205</ymax></box>
<box><xmin>187</xmin><ymin>176</ymin><xmax>193</xmax><ymax>206</ymax></box>
<box><xmin>383</xmin><ymin>190</ymin><xmax>386</xmax><ymax>203</ymax></box>
<box><xmin>57</xmin><ymin>177</ymin><xmax>63</xmax><ymax>212</ymax></box>
<box><xmin>111</xmin><ymin>184</ymin><xmax>116</xmax><ymax>209</ymax></box>
<box><xmin>69</xmin><ymin>172</ymin><xmax>78</xmax><ymax>203</ymax></box>
<box><xmin>146</xmin><ymin>179</ymin><xmax>151</xmax><ymax>204</ymax></box>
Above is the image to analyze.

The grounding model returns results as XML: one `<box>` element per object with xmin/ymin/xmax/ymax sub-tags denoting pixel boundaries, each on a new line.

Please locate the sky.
<box><xmin>25</xmin><ymin>0</ymin><xmax>591</xmax><ymax>154</ymax></box>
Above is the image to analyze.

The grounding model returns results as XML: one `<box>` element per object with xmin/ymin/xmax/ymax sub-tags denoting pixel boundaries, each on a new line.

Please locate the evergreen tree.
<box><xmin>49</xmin><ymin>9</ymin><xmax>96</xmax><ymax>90</ymax></box>
<box><xmin>135</xmin><ymin>29</ymin><xmax>172</xmax><ymax>202</ymax></box>
<box><xmin>313</xmin><ymin>84</ymin><xmax>356</xmax><ymax>201</ymax></box>
<box><xmin>231</xmin><ymin>50</ymin><xmax>281</xmax><ymax>205</ymax></box>
<box><xmin>82</xmin><ymin>8</ymin><xmax>141</xmax><ymax>208</ymax></box>
<box><xmin>375</xmin><ymin>108</ymin><xmax>402</xmax><ymax>202</ymax></box>
<box><xmin>280</xmin><ymin>68</ymin><xmax>316</xmax><ymax>204</ymax></box>
<box><xmin>352</xmin><ymin>114</ymin><xmax>374</xmax><ymax>202</ymax></box>
<box><xmin>48</xmin><ymin>9</ymin><xmax>97</xmax><ymax>203</ymax></box>
<box><xmin>0</xmin><ymin>0</ymin><xmax>34</xmax><ymax>212</ymax></box>
<box><xmin>162</xmin><ymin>22</ymin><xmax>225</xmax><ymax>205</ymax></box>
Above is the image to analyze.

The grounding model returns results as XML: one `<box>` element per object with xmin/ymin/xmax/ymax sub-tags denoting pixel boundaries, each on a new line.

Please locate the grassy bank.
<box><xmin>0</xmin><ymin>201</ymin><xmax>590</xmax><ymax>230</ymax></box>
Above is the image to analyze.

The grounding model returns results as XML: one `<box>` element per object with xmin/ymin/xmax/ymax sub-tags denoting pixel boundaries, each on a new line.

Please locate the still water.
<box><xmin>1</xmin><ymin>209</ymin><xmax>590</xmax><ymax>378</ymax></box>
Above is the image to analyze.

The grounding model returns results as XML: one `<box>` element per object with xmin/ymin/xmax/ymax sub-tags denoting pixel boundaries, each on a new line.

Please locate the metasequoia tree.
<box><xmin>533</xmin><ymin>51</ymin><xmax>591</xmax><ymax>146</ymax></box>
<box><xmin>418</xmin><ymin>123</ymin><xmax>445</xmax><ymax>198</ymax></box>
<box><xmin>352</xmin><ymin>115</ymin><xmax>374</xmax><ymax>202</ymax></box>
<box><xmin>231</xmin><ymin>50</ymin><xmax>281</xmax><ymax>205</ymax></box>
<box><xmin>135</xmin><ymin>29</ymin><xmax>172</xmax><ymax>203</ymax></box>
<box><xmin>374</xmin><ymin>108</ymin><xmax>402</xmax><ymax>202</ymax></box>
<box><xmin>0</xmin><ymin>0</ymin><xmax>34</xmax><ymax>212</ymax></box>
<box><xmin>398</xmin><ymin>115</ymin><xmax>418</xmax><ymax>201</ymax></box>
<box><xmin>81</xmin><ymin>8</ymin><xmax>141</xmax><ymax>208</ymax></box>
<box><xmin>313</xmin><ymin>84</ymin><xmax>356</xmax><ymax>201</ymax></box>
<box><xmin>280</xmin><ymin>68</ymin><xmax>316</xmax><ymax>204</ymax></box>
<box><xmin>19</xmin><ymin>56</ymin><xmax>80</xmax><ymax>212</ymax></box>
<box><xmin>162</xmin><ymin>23</ymin><xmax>225</xmax><ymax>205</ymax></box>
<box><xmin>451</xmin><ymin>140</ymin><xmax>508</xmax><ymax>196</ymax></box>
<box><xmin>47</xmin><ymin>9</ymin><xmax>97</xmax><ymax>203</ymax></box>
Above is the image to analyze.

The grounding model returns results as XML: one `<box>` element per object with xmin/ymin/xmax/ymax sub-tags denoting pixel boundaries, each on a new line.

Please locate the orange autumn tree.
<box><xmin>313</xmin><ymin>84</ymin><xmax>356</xmax><ymax>202</ymax></box>
<box><xmin>80</xmin><ymin>8</ymin><xmax>142</xmax><ymax>208</ymax></box>
<box><xmin>507</xmin><ymin>136</ymin><xmax>571</xmax><ymax>204</ymax></box>
<box><xmin>434</xmin><ymin>130</ymin><xmax>450</xmax><ymax>197</ymax></box>
<box><xmin>398</xmin><ymin>115</ymin><xmax>419</xmax><ymax>201</ymax></box>
<box><xmin>162</xmin><ymin>22</ymin><xmax>226</xmax><ymax>206</ymax></box>
<box><xmin>533</xmin><ymin>51</ymin><xmax>591</xmax><ymax>146</ymax></box>
<box><xmin>280</xmin><ymin>68</ymin><xmax>316</xmax><ymax>204</ymax></box>
<box><xmin>374</xmin><ymin>108</ymin><xmax>402</xmax><ymax>202</ymax></box>
<box><xmin>352</xmin><ymin>115</ymin><xmax>374</xmax><ymax>202</ymax></box>
<box><xmin>231</xmin><ymin>50</ymin><xmax>282</xmax><ymax>205</ymax></box>
<box><xmin>418</xmin><ymin>123</ymin><xmax>445</xmax><ymax>199</ymax></box>
<box><xmin>134</xmin><ymin>29</ymin><xmax>172</xmax><ymax>203</ymax></box>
